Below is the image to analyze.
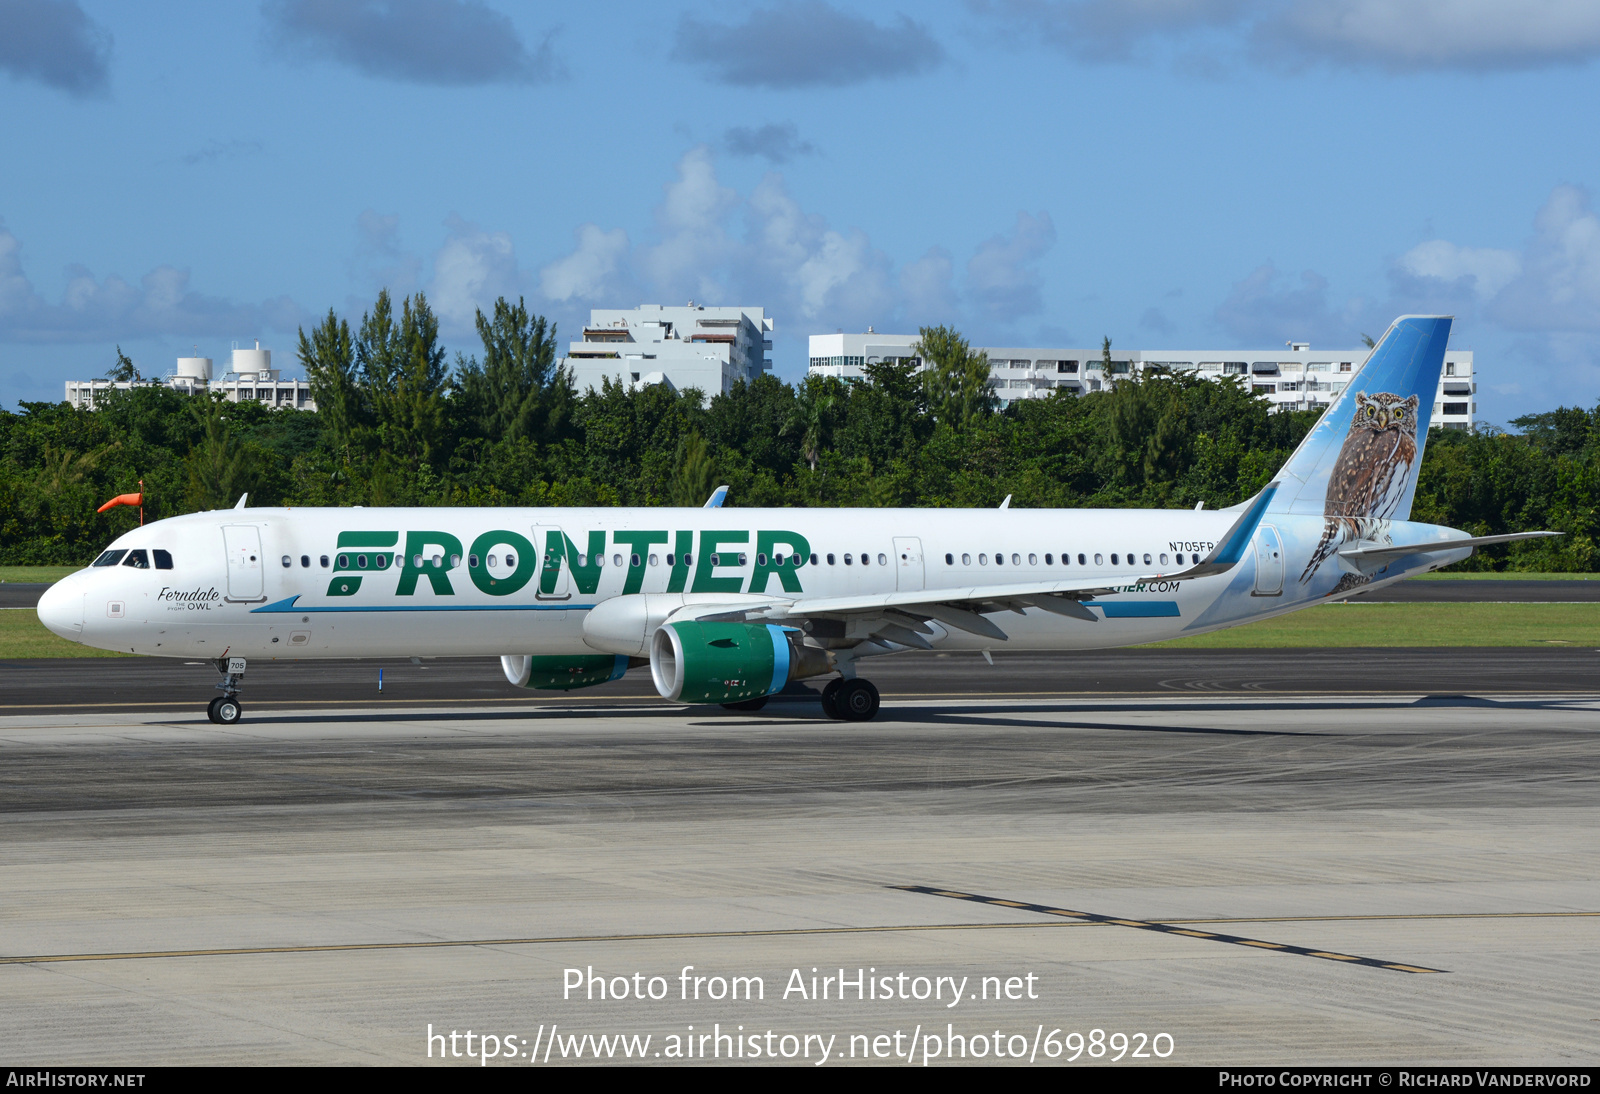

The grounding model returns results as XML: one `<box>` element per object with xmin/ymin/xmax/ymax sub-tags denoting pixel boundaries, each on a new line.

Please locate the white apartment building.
<box><xmin>563</xmin><ymin>304</ymin><xmax>774</xmax><ymax>399</ymax></box>
<box><xmin>65</xmin><ymin>343</ymin><xmax>315</xmax><ymax>411</ymax></box>
<box><xmin>808</xmin><ymin>332</ymin><xmax>1477</xmax><ymax>431</ymax></box>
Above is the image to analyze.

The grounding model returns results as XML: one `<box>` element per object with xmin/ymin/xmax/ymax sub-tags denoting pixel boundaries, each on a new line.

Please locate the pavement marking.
<box><xmin>7</xmin><ymin>908</ymin><xmax>1576</xmax><ymax>969</ymax></box>
<box><xmin>894</xmin><ymin>885</ymin><xmax>1451</xmax><ymax>974</ymax></box>
<box><xmin>0</xmin><ymin>921</ymin><xmax>1096</xmax><ymax>966</ymax></box>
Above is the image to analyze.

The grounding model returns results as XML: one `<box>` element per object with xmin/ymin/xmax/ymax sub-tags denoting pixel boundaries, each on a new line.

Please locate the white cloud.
<box><xmin>673</xmin><ymin>2</ymin><xmax>945</xmax><ymax>88</ymax></box>
<box><xmin>1268</xmin><ymin>0</ymin><xmax>1600</xmax><ymax>72</ymax></box>
<box><xmin>0</xmin><ymin>218</ymin><xmax>303</xmax><ymax>343</ymax></box>
<box><xmin>976</xmin><ymin>0</ymin><xmax>1600</xmax><ymax>72</ymax></box>
<box><xmin>539</xmin><ymin>224</ymin><xmax>630</xmax><ymax>304</ymax></box>
<box><xmin>966</xmin><ymin>210</ymin><xmax>1057</xmax><ymax>321</ymax></box>
<box><xmin>636</xmin><ymin>146</ymin><xmax>740</xmax><ymax>305</ymax></box>
<box><xmin>1214</xmin><ymin>262</ymin><xmax>1369</xmax><ymax>344</ymax></box>
<box><xmin>426</xmin><ymin>214</ymin><xmax>522</xmax><ymax>329</ymax></box>
<box><xmin>1394</xmin><ymin>239</ymin><xmax>1521</xmax><ymax>300</ymax></box>
<box><xmin>1488</xmin><ymin>185</ymin><xmax>1600</xmax><ymax>332</ymax></box>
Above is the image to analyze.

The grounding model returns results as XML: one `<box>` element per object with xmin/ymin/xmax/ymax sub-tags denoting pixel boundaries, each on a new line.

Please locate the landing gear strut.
<box><xmin>821</xmin><ymin>677</ymin><xmax>879</xmax><ymax>721</ymax></box>
<box><xmin>208</xmin><ymin>656</ymin><xmax>246</xmax><ymax>724</ymax></box>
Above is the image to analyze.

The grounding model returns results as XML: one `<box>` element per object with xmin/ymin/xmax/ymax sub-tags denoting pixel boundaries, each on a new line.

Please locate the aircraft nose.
<box><xmin>37</xmin><ymin>576</ymin><xmax>85</xmax><ymax>641</ymax></box>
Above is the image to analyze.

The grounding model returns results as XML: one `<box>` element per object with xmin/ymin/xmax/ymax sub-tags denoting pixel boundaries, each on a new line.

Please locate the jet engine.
<box><xmin>500</xmin><ymin>654</ymin><xmax>640</xmax><ymax>691</ymax></box>
<box><xmin>649</xmin><ymin>621</ymin><xmax>833</xmax><ymax>705</ymax></box>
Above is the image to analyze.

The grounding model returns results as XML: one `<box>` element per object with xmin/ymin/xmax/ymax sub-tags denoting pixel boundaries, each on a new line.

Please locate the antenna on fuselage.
<box><xmin>233</xmin><ymin>493</ymin><xmax>249</xmax><ymax>509</ymax></box>
<box><xmin>703</xmin><ymin>485</ymin><xmax>729</xmax><ymax>508</ymax></box>
<box><xmin>999</xmin><ymin>495</ymin><xmax>1011</xmax><ymax>509</ymax></box>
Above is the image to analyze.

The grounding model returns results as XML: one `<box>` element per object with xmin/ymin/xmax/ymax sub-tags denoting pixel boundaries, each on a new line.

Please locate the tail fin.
<box><xmin>1269</xmin><ymin>315</ymin><xmax>1452</xmax><ymax>521</ymax></box>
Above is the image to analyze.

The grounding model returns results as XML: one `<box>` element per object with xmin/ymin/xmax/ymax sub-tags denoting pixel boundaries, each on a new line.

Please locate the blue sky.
<box><xmin>4</xmin><ymin>0</ymin><xmax>1600</xmax><ymax>425</ymax></box>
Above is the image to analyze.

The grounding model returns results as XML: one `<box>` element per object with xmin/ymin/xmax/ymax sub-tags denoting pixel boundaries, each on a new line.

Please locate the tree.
<box><xmin>298</xmin><ymin>309</ymin><xmax>363</xmax><ymax>451</ymax></box>
<box><xmin>783</xmin><ymin>374</ymin><xmax>841</xmax><ymax>471</ymax></box>
<box><xmin>105</xmin><ymin>346</ymin><xmax>141</xmax><ymax>383</ymax></box>
<box><xmin>455</xmin><ymin>296</ymin><xmax>560</xmax><ymax>443</ymax></box>
<box><xmin>184</xmin><ymin>397</ymin><xmax>254</xmax><ymax>512</ymax></box>
<box><xmin>914</xmin><ymin>325</ymin><xmax>993</xmax><ymax>429</ymax></box>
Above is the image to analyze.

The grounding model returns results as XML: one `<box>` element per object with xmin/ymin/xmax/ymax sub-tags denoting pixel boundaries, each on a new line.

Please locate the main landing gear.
<box><xmin>208</xmin><ymin>656</ymin><xmax>246</xmax><ymax>724</ymax></box>
<box><xmin>821</xmin><ymin>677</ymin><xmax>879</xmax><ymax>722</ymax></box>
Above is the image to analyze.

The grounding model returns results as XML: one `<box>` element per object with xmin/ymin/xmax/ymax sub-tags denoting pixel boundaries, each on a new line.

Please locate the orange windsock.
<box><xmin>97</xmin><ymin>492</ymin><xmax>142</xmax><ymax>513</ymax></box>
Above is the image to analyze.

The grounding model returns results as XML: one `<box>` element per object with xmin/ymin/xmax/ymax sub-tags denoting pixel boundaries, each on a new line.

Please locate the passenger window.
<box><xmin>1160</xmin><ymin>553</ymin><xmax>1169</xmax><ymax>565</ymax></box>
<box><xmin>945</xmin><ymin>553</ymin><xmax>953</xmax><ymax>565</ymax></box>
<box><xmin>809</xmin><ymin>553</ymin><xmax>818</xmax><ymax>566</ymax></box>
<box><xmin>122</xmin><ymin>550</ymin><xmax>149</xmax><ymax>568</ymax></box>
<box><xmin>757</xmin><ymin>554</ymin><xmax>768</xmax><ymax>566</ymax></box>
<box><xmin>859</xmin><ymin>552</ymin><xmax>868</xmax><ymax>566</ymax></box>
<box><xmin>1110</xmin><ymin>553</ymin><xmax>1118</xmax><ymax>565</ymax></box>
<box><xmin>877</xmin><ymin>553</ymin><xmax>886</xmax><ymax>566</ymax></box>
<box><xmin>613</xmin><ymin>554</ymin><xmax>623</xmax><ymax>568</ymax></box>
<box><xmin>93</xmin><ymin>550</ymin><xmax>127</xmax><ymax>566</ymax></box>
<box><xmin>1144</xmin><ymin>553</ymin><xmax>1152</xmax><ymax>565</ymax></box>
<box><xmin>962</xmin><ymin>553</ymin><xmax>971</xmax><ymax>565</ymax></box>
<box><xmin>320</xmin><ymin>555</ymin><xmax>330</xmax><ymax>568</ymax></box>
<box><xmin>300</xmin><ymin>554</ymin><xmax>310</xmax><ymax>568</ymax></box>
<box><xmin>1175</xmin><ymin>553</ymin><xmax>1184</xmax><ymax>564</ymax></box>
<box><xmin>1094</xmin><ymin>553</ymin><xmax>1103</xmax><ymax>565</ymax></box>
<box><xmin>649</xmin><ymin>554</ymin><xmax>659</xmax><ymax>567</ymax></box>
<box><xmin>1032</xmin><ymin>554</ymin><xmax>1040</xmax><ymax>565</ymax></box>
<box><xmin>979</xmin><ymin>554</ymin><xmax>987</xmax><ymax>565</ymax></box>
<box><xmin>504</xmin><ymin>553</ymin><xmax>516</xmax><ymax>568</ymax></box>
<box><xmin>1012</xmin><ymin>553</ymin><xmax>1021</xmax><ymax>566</ymax></box>
<box><xmin>450</xmin><ymin>554</ymin><xmax>461</xmax><ymax>568</ymax></box>
<box><xmin>739</xmin><ymin>553</ymin><xmax>748</xmax><ymax>566</ymax></box>
<box><xmin>843</xmin><ymin>554</ymin><xmax>853</xmax><ymax>565</ymax></box>
<box><xmin>357</xmin><ymin>554</ymin><xmax>368</xmax><ymax>569</ymax></box>
<box><xmin>1077</xmin><ymin>553</ymin><xmax>1086</xmax><ymax>565</ymax></box>
<box><xmin>994</xmin><ymin>553</ymin><xmax>1003</xmax><ymax>566</ymax></box>
<box><xmin>154</xmin><ymin>550</ymin><xmax>174</xmax><ymax>570</ymax></box>
<box><xmin>826</xmin><ymin>554</ymin><xmax>835</xmax><ymax>565</ymax></box>
<box><xmin>631</xmin><ymin>554</ymin><xmax>642</xmax><ymax>568</ymax></box>
<box><xmin>666</xmin><ymin>553</ymin><xmax>675</xmax><ymax>566</ymax></box>
<box><xmin>683</xmin><ymin>554</ymin><xmax>693</xmax><ymax>566</ymax></box>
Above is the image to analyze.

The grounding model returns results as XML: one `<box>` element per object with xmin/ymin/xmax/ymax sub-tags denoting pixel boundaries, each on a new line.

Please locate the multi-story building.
<box><xmin>65</xmin><ymin>343</ymin><xmax>315</xmax><ymax>411</ymax></box>
<box><xmin>563</xmin><ymin>304</ymin><xmax>774</xmax><ymax>399</ymax></box>
<box><xmin>808</xmin><ymin>332</ymin><xmax>1477</xmax><ymax>431</ymax></box>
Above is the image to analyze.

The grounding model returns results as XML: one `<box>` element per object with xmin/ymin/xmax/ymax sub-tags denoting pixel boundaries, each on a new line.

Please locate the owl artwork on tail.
<box><xmin>1299</xmin><ymin>391</ymin><xmax>1420</xmax><ymax>584</ymax></box>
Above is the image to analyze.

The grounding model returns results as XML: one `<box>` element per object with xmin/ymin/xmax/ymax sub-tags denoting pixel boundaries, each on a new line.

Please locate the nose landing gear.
<box><xmin>208</xmin><ymin>656</ymin><xmax>246</xmax><ymax>724</ymax></box>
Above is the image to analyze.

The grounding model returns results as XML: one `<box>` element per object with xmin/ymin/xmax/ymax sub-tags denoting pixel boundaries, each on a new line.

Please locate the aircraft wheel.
<box><xmin>214</xmin><ymin>697</ymin><xmax>243</xmax><ymax>725</ymax></box>
<box><xmin>206</xmin><ymin>697</ymin><xmax>222</xmax><ymax>724</ymax></box>
<box><xmin>722</xmin><ymin>696</ymin><xmax>768</xmax><ymax>712</ymax></box>
<box><xmin>821</xmin><ymin>678</ymin><xmax>844</xmax><ymax>720</ymax></box>
<box><xmin>837</xmin><ymin>679</ymin><xmax>879</xmax><ymax>722</ymax></box>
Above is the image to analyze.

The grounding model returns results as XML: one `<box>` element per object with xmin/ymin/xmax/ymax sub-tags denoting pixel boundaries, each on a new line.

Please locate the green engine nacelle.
<box><xmin>501</xmin><ymin>654</ymin><xmax>632</xmax><ymax>691</ymax></box>
<box><xmin>650</xmin><ymin>620</ymin><xmax>832</xmax><ymax>705</ymax></box>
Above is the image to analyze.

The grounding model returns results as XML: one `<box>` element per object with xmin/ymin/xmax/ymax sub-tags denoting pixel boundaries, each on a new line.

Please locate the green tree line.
<box><xmin>0</xmin><ymin>292</ymin><xmax>1591</xmax><ymax>571</ymax></box>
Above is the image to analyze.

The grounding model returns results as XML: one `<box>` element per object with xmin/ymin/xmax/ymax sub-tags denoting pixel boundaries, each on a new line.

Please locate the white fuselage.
<box><xmin>37</xmin><ymin>505</ymin><xmax>1467</xmax><ymax>662</ymax></box>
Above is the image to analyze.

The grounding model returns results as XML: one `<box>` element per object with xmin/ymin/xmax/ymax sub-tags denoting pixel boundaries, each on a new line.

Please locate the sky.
<box><xmin>4</xmin><ymin>0</ymin><xmax>1600</xmax><ymax>425</ymax></box>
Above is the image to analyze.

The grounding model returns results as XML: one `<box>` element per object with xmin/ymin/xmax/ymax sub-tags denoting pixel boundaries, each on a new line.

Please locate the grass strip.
<box><xmin>0</xmin><ymin>611</ymin><xmax>136</xmax><ymax>658</ymax></box>
<box><xmin>1143</xmin><ymin>601</ymin><xmax>1600</xmax><ymax>648</ymax></box>
<box><xmin>0</xmin><ymin>566</ymin><xmax>78</xmax><ymax>584</ymax></box>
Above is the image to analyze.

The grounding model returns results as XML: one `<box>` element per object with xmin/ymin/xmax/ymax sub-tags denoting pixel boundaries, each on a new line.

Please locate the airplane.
<box><xmin>37</xmin><ymin>315</ymin><xmax>1554</xmax><ymax>725</ymax></box>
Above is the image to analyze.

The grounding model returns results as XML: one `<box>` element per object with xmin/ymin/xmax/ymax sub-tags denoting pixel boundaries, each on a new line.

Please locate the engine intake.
<box><xmin>650</xmin><ymin>621</ymin><xmax>833</xmax><ymax>704</ymax></box>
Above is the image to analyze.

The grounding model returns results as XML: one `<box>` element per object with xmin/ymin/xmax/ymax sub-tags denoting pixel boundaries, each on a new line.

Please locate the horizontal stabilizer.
<box><xmin>1339</xmin><ymin>531</ymin><xmax>1561</xmax><ymax>567</ymax></box>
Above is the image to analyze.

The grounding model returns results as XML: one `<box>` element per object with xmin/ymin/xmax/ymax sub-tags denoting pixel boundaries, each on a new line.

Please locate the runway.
<box><xmin>4</xmin><ymin>645</ymin><xmax>1600</xmax><ymax>715</ymax></box>
<box><xmin>1</xmin><ymin>687</ymin><xmax>1596</xmax><ymax>1065</ymax></box>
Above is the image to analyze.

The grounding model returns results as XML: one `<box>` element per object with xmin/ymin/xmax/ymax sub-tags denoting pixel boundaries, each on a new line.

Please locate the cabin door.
<box><xmin>893</xmin><ymin>536</ymin><xmax>925</xmax><ymax>592</ymax></box>
<box><xmin>222</xmin><ymin>525</ymin><xmax>265</xmax><ymax>602</ymax></box>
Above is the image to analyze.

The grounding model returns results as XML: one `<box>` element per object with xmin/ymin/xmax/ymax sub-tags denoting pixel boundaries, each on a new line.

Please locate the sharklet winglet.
<box><xmin>251</xmin><ymin>596</ymin><xmax>302</xmax><ymax>614</ymax></box>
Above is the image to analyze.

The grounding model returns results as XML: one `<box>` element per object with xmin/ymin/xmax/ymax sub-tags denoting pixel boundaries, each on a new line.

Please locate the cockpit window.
<box><xmin>121</xmin><ymin>549</ymin><xmax>150</xmax><ymax>569</ymax></box>
<box><xmin>93</xmin><ymin>550</ymin><xmax>127</xmax><ymax>567</ymax></box>
<box><xmin>153</xmin><ymin>549</ymin><xmax>173</xmax><ymax>570</ymax></box>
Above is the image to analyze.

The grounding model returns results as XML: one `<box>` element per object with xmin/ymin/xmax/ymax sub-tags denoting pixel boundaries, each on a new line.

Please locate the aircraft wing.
<box><xmin>684</xmin><ymin>576</ymin><xmax>1155</xmax><ymax>646</ymax></box>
